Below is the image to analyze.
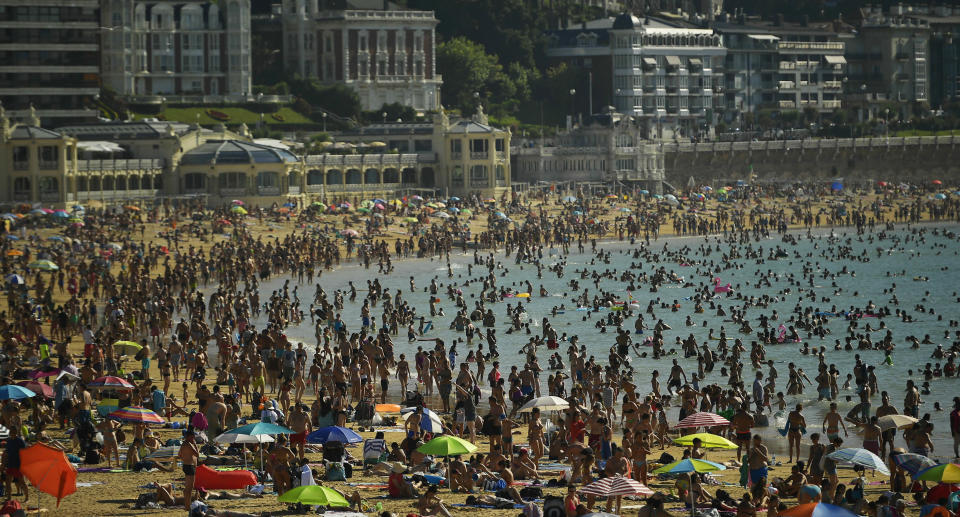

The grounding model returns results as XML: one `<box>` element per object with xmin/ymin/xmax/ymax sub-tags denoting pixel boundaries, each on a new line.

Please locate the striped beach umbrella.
<box><xmin>109</xmin><ymin>406</ymin><xmax>164</xmax><ymax>424</ymax></box>
<box><xmin>892</xmin><ymin>453</ymin><xmax>937</xmax><ymax>476</ymax></box>
<box><xmin>826</xmin><ymin>448</ymin><xmax>890</xmax><ymax>475</ymax></box>
<box><xmin>579</xmin><ymin>475</ymin><xmax>654</xmax><ymax>497</ymax></box>
<box><xmin>674</xmin><ymin>411</ymin><xmax>730</xmax><ymax>429</ymax></box>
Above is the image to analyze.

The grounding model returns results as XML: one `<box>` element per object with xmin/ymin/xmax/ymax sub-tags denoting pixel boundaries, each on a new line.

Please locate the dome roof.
<box><xmin>612</xmin><ymin>12</ymin><xmax>641</xmax><ymax>30</ymax></box>
<box><xmin>180</xmin><ymin>140</ymin><xmax>298</xmax><ymax>166</ymax></box>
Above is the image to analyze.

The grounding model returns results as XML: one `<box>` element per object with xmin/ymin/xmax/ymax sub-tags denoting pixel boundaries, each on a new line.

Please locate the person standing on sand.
<box><xmin>179</xmin><ymin>430</ymin><xmax>200</xmax><ymax>511</ymax></box>
<box><xmin>732</xmin><ymin>404</ymin><xmax>754</xmax><ymax>458</ymax></box>
<box><xmin>288</xmin><ymin>403</ymin><xmax>311</xmax><ymax>460</ymax></box>
<box><xmin>786</xmin><ymin>404</ymin><xmax>807</xmax><ymax>463</ymax></box>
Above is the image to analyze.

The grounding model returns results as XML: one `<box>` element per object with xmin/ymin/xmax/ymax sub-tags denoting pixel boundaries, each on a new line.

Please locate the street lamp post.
<box><xmin>322</xmin><ymin>112</ymin><xmax>327</xmax><ymax>133</ymax></box>
<box><xmin>569</xmin><ymin>88</ymin><xmax>576</xmax><ymax>127</ymax></box>
<box><xmin>382</xmin><ymin>111</ymin><xmax>387</xmax><ymax>124</ymax></box>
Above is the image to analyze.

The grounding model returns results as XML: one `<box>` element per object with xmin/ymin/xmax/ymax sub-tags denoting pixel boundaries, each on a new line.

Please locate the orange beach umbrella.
<box><xmin>20</xmin><ymin>442</ymin><xmax>77</xmax><ymax>507</ymax></box>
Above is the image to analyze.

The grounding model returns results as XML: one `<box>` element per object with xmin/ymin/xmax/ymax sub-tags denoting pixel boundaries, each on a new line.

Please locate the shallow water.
<box><xmin>233</xmin><ymin>224</ymin><xmax>960</xmax><ymax>459</ymax></box>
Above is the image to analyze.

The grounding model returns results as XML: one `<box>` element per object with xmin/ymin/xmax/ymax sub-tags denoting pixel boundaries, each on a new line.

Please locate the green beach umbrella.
<box><xmin>278</xmin><ymin>485</ymin><xmax>349</xmax><ymax>507</ymax></box>
<box><xmin>230</xmin><ymin>206</ymin><xmax>247</xmax><ymax>215</ymax></box>
<box><xmin>416</xmin><ymin>435</ymin><xmax>477</xmax><ymax>456</ymax></box>
<box><xmin>28</xmin><ymin>260</ymin><xmax>59</xmax><ymax>271</ymax></box>
<box><xmin>672</xmin><ymin>432</ymin><xmax>737</xmax><ymax>450</ymax></box>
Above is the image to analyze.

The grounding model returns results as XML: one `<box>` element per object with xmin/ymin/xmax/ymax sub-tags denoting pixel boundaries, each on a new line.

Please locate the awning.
<box><xmin>688</xmin><ymin>58</ymin><xmax>702</xmax><ymax>67</ymax></box>
<box><xmin>824</xmin><ymin>55</ymin><xmax>847</xmax><ymax>65</ymax></box>
<box><xmin>665</xmin><ymin>55</ymin><xmax>682</xmax><ymax>67</ymax></box>
<box><xmin>642</xmin><ymin>57</ymin><xmax>658</xmax><ymax>68</ymax></box>
<box><xmin>747</xmin><ymin>34</ymin><xmax>780</xmax><ymax>41</ymax></box>
<box><xmin>77</xmin><ymin>141</ymin><xmax>124</xmax><ymax>153</ymax></box>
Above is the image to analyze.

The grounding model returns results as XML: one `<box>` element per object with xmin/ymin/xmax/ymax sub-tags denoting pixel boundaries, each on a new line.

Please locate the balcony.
<box><xmin>469</xmin><ymin>152</ymin><xmax>489</xmax><ymax>160</ymax></box>
<box><xmin>821</xmin><ymin>99</ymin><xmax>842</xmax><ymax>109</ymax></box>
<box><xmin>777</xmin><ymin>41</ymin><xmax>844</xmax><ymax>51</ymax></box>
<box><xmin>39</xmin><ymin>160</ymin><xmax>59</xmax><ymax>170</ymax></box>
<box><xmin>778</xmin><ymin>80</ymin><xmax>796</xmax><ymax>90</ymax></box>
<box><xmin>13</xmin><ymin>161</ymin><xmax>29</xmax><ymax>171</ymax></box>
<box><xmin>257</xmin><ymin>186</ymin><xmax>281</xmax><ymax>196</ymax></box>
<box><xmin>469</xmin><ymin>177</ymin><xmax>489</xmax><ymax>187</ymax></box>
<box><xmin>779</xmin><ymin>100</ymin><xmax>797</xmax><ymax>109</ymax></box>
<box><xmin>824</xmin><ymin>80</ymin><xmax>843</xmax><ymax>90</ymax></box>
<box><xmin>450</xmin><ymin>152</ymin><xmax>462</xmax><ymax>161</ymax></box>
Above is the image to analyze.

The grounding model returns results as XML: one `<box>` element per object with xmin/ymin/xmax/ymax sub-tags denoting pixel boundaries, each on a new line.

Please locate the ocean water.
<box><xmin>230</xmin><ymin>224</ymin><xmax>960</xmax><ymax>459</ymax></box>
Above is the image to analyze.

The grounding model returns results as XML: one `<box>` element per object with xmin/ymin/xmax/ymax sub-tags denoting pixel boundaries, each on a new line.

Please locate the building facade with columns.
<box><xmin>281</xmin><ymin>0</ymin><xmax>441</xmax><ymax>111</ymax></box>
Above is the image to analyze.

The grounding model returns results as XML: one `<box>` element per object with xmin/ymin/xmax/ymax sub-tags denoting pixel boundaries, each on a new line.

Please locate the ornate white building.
<box><xmin>100</xmin><ymin>0</ymin><xmax>252</xmax><ymax>98</ymax></box>
<box><xmin>281</xmin><ymin>0</ymin><xmax>441</xmax><ymax>111</ymax></box>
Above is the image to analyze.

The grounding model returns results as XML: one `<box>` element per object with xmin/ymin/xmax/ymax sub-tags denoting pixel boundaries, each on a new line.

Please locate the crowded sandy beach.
<box><xmin>0</xmin><ymin>182</ymin><xmax>959</xmax><ymax>517</ymax></box>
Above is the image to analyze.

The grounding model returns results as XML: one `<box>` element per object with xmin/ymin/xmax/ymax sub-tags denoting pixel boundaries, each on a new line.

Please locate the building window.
<box><xmin>470</xmin><ymin>165</ymin><xmax>488</xmax><ymax>186</ymax></box>
<box><xmin>451</xmin><ymin>165</ymin><xmax>463</xmax><ymax>186</ymax></box>
<box><xmin>414</xmin><ymin>139</ymin><xmax>432</xmax><ymax>152</ymax></box>
<box><xmin>184</xmin><ymin>173</ymin><xmax>205</xmax><ymax>190</ymax></box>
<box><xmin>450</xmin><ymin>139</ymin><xmax>462</xmax><ymax>154</ymax></box>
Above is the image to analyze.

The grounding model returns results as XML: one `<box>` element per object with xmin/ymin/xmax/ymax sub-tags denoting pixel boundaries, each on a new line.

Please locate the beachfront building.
<box><xmin>0</xmin><ymin>0</ymin><xmax>101</xmax><ymax>125</ymax></box>
<box><xmin>546</xmin><ymin>14</ymin><xmax>726</xmax><ymax>140</ymax></box>
<box><xmin>99</xmin><ymin>0</ymin><xmax>252</xmax><ymax>99</ymax></box>
<box><xmin>511</xmin><ymin>109</ymin><xmax>665</xmax><ymax>193</ymax></box>
<box><xmin>281</xmin><ymin>0</ymin><xmax>441</xmax><ymax>111</ymax></box>
<box><xmin>847</xmin><ymin>5</ymin><xmax>930</xmax><ymax>119</ymax></box>
<box><xmin>302</xmin><ymin>107</ymin><xmax>510</xmax><ymax>199</ymax></box>
<box><xmin>0</xmin><ymin>107</ymin><xmax>509</xmax><ymax>207</ymax></box>
<box><xmin>713</xmin><ymin>15</ymin><xmax>851</xmax><ymax>121</ymax></box>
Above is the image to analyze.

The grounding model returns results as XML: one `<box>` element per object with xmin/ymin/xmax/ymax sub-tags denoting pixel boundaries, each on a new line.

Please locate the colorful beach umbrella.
<box><xmin>400</xmin><ymin>407</ymin><xmax>443</xmax><ymax>433</ymax></box>
<box><xmin>278</xmin><ymin>485</ymin><xmax>349</xmax><ymax>507</ymax></box>
<box><xmin>673</xmin><ymin>433</ymin><xmax>737</xmax><ymax>450</ymax></box>
<box><xmin>230</xmin><ymin>206</ymin><xmax>247</xmax><ymax>215</ymax></box>
<box><xmin>826</xmin><ymin>448</ymin><xmax>890</xmax><ymax>475</ymax></box>
<box><xmin>916</xmin><ymin>463</ymin><xmax>960</xmax><ymax>484</ymax></box>
<box><xmin>579</xmin><ymin>475</ymin><xmax>654</xmax><ymax>497</ymax></box>
<box><xmin>652</xmin><ymin>458</ymin><xmax>726</xmax><ymax>475</ymax></box>
<box><xmin>306</xmin><ymin>425</ymin><xmax>362</xmax><ymax>444</ymax></box>
<box><xmin>416</xmin><ymin>435</ymin><xmax>478</xmax><ymax>456</ymax></box>
<box><xmin>109</xmin><ymin>406</ymin><xmax>164</xmax><ymax>424</ymax></box>
<box><xmin>4</xmin><ymin>274</ymin><xmax>24</xmax><ymax>285</ymax></box>
<box><xmin>674</xmin><ymin>412</ymin><xmax>730</xmax><ymax>429</ymax></box>
<box><xmin>20</xmin><ymin>443</ymin><xmax>76</xmax><ymax>507</ymax></box>
<box><xmin>780</xmin><ymin>503</ymin><xmax>857</xmax><ymax>517</ymax></box>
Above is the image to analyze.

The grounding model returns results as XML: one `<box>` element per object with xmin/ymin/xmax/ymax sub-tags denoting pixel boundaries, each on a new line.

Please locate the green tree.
<box><xmin>436</xmin><ymin>37</ymin><xmax>503</xmax><ymax>114</ymax></box>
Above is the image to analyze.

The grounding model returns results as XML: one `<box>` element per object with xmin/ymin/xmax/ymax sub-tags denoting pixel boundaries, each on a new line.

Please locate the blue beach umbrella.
<box><xmin>5</xmin><ymin>274</ymin><xmax>24</xmax><ymax>286</ymax></box>
<box><xmin>4</xmin><ymin>234</ymin><xmax>18</xmax><ymax>240</ymax></box>
<box><xmin>0</xmin><ymin>385</ymin><xmax>37</xmax><ymax>400</ymax></box>
<box><xmin>306</xmin><ymin>425</ymin><xmax>363</xmax><ymax>444</ymax></box>
<box><xmin>780</xmin><ymin>503</ymin><xmax>858</xmax><ymax>517</ymax></box>
<box><xmin>826</xmin><ymin>447</ymin><xmax>890</xmax><ymax>475</ymax></box>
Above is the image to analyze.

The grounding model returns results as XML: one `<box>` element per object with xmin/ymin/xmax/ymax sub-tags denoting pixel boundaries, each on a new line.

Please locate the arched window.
<box><xmin>326</xmin><ymin>170</ymin><xmax>342</xmax><ymax>184</ymax></box>
<box><xmin>307</xmin><ymin>169</ymin><xmax>324</xmax><ymax>185</ymax></box>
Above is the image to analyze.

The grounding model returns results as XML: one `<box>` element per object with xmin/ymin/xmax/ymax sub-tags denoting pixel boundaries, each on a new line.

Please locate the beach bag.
<box><xmin>520</xmin><ymin>486</ymin><xmax>544</xmax><ymax>500</ymax></box>
<box><xmin>326</xmin><ymin>461</ymin><xmax>346</xmax><ymax>481</ymax></box>
<box><xmin>543</xmin><ymin>496</ymin><xmax>565</xmax><ymax>517</ymax></box>
<box><xmin>84</xmin><ymin>448</ymin><xmax>102</xmax><ymax>464</ymax></box>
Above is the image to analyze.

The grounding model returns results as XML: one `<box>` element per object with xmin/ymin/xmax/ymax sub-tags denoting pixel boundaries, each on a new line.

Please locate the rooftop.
<box><xmin>446</xmin><ymin>120</ymin><xmax>498</xmax><ymax>134</ymax></box>
<box><xmin>180</xmin><ymin>140</ymin><xmax>299</xmax><ymax>165</ymax></box>
<box><xmin>57</xmin><ymin>120</ymin><xmax>196</xmax><ymax>140</ymax></box>
<box><xmin>9</xmin><ymin>126</ymin><xmax>65</xmax><ymax>140</ymax></box>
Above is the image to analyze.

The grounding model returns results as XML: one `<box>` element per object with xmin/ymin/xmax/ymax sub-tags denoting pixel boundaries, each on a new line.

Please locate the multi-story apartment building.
<box><xmin>0</xmin><ymin>0</ymin><xmax>101</xmax><ymax>124</ymax></box>
<box><xmin>282</xmin><ymin>0</ymin><xmax>441</xmax><ymax>111</ymax></box>
<box><xmin>713</xmin><ymin>15</ymin><xmax>850</xmax><ymax>121</ymax></box>
<box><xmin>547</xmin><ymin>14</ymin><xmax>726</xmax><ymax>140</ymax></box>
<box><xmin>100</xmin><ymin>0</ymin><xmax>252</xmax><ymax>98</ymax></box>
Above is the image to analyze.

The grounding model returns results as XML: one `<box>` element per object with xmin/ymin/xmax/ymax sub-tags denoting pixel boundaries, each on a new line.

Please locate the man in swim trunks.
<box><xmin>288</xmin><ymin>403</ymin><xmax>311</xmax><ymax>460</ymax></box>
<box><xmin>861</xmin><ymin>416</ymin><xmax>882</xmax><ymax>455</ymax></box>
<box><xmin>748</xmin><ymin>434</ymin><xmax>769</xmax><ymax>486</ymax></box>
<box><xmin>821</xmin><ymin>402</ymin><xmax>848</xmax><ymax>443</ymax></box>
<box><xmin>732</xmin><ymin>404</ymin><xmax>755</xmax><ymax>458</ymax></box>
<box><xmin>179</xmin><ymin>430</ymin><xmax>200</xmax><ymax>511</ymax></box>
